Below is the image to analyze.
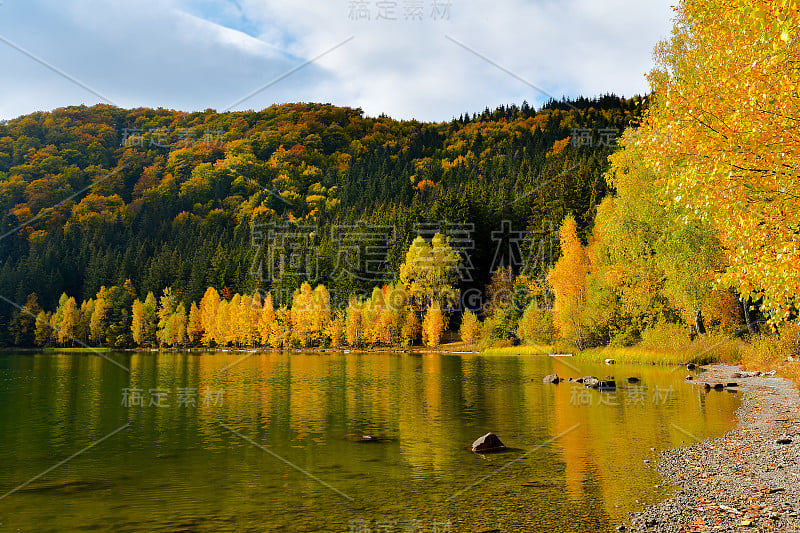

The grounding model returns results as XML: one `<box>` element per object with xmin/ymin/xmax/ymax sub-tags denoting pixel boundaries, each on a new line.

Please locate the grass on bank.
<box><xmin>480</xmin><ymin>321</ymin><xmax>800</xmax><ymax>385</ymax></box>
<box><xmin>482</xmin><ymin>344</ymin><xmax>557</xmax><ymax>356</ymax></box>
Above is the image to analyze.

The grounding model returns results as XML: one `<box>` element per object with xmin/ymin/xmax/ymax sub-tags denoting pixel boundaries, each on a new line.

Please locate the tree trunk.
<box><xmin>741</xmin><ymin>297</ymin><xmax>754</xmax><ymax>334</ymax></box>
<box><xmin>694</xmin><ymin>310</ymin><xmax>707</xmax><ymax>336</ymax></box>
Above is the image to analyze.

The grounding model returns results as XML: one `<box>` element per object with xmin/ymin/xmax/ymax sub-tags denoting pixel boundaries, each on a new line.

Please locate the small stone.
<box><xmin>776</xmin><ymin>437</ymin><xmax>792</xmax><ymax>445</ymax></box>
<box><xmin>713</xmin><ymin>383</ymin><xmax>725</xmax><ymax>390</ymax></box>
<box><xmin>740</xmin><ymin>519</ymin><xmax>753</xmax><ymax>526</ymax></box>
<box><xmin>471</xmin><ymin>432</ymin><xmax>506</xmax><ymax>453</ymax></box>
<box><xmin>726</xmin><ymin>382</ymin><xmax>738</xmax><ymax>387</ymax></box>
<box><xmin>685</xmin><ymin>375</ymin><xmax>693</xmax><ymax>380</ymax></box>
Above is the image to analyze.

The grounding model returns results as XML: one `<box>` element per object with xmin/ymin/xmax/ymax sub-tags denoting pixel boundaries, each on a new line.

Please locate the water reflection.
<box><xmin>0</xmin><ymin>351</ymin><xmax>738</xmax><ymax>532</ymax></box>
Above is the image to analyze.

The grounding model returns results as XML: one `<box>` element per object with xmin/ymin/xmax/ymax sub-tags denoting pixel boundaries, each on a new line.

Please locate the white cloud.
<box><xmin>0</xmin><ymin>0</ymin><xmax>675</xmax><ymax>122</ymax></box>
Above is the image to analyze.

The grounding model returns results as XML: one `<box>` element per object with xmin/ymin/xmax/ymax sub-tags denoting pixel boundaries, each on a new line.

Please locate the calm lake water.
<box><xmin>0</xmin><ymin>351</ymin><xmax>740</xmax><ymax>532</ymax></box>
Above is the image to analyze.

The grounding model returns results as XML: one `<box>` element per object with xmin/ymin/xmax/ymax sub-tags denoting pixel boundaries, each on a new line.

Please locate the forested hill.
<box><xmin>0</xmin><ymin>95</ymin><xmax>643</xmax><ymax>337</ymax></box>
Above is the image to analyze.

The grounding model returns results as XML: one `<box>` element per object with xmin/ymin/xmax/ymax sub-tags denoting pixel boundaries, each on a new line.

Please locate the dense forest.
<box><xmin>0</xmin><ymin>95</ymin><xmax>642</xmax><ymax>347</ymax></box>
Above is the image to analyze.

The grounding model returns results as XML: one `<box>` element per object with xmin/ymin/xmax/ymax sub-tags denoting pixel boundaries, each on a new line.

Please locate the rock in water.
<box><xmin>604</xmin><ymin>358</ymin><xmax>616</xmax><ymax>365</ymax></box>
<box><xmin>543</xmin><ymin>374</ymin><xmax>560</xmax><ymax>384</ymax></box>
<box><xmin>686</xmin><ymin>363</ymin><xmax>697</xmax><ymax>370</ymax></box>
<box><xmin>471</xmin><ymin>433</ymin><xmax>506</xmax><ymax>453</ymax></box>
<box><xmin>598</xmin><ymin>380</ymin><xmax>616</xmax><ymax>390</ymax></box>
<box><xmin>627</xmin><ymin>377</ymin><xmax>640</xmax><ymax>383</ymax></box>
<box><xmin>583</xmin><ymin>376</ymin><xmax>601</xmax><ymax>388</ymax></box>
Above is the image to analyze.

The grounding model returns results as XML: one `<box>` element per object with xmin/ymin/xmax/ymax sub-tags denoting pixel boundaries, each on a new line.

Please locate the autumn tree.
<box><xmin>548</xmin><ymin>216</ymin><xmax>591</xmax><ymax>348</ymax></box>
<box><xmin>187</xmin><ymin>302</ymin><xmax>203</xmax><ymax>345</ymax></box>
<box><xmin>636</xmin><ymin>0</ymin><xmax>800</xmax><ymax>321</ymax></box>
<box><xmin>257</xmin><ymin>292</ymin><xmax>275</xmax><ymax>346</ymax></box>
<box><xmin>59</xmin><ymin>297</ymin><xmax>79</xmax><ymax>345</ymax></box>
<box><xmin>290</xmin><ymin>282</ymin><xmax>315</xmax><ymax>347</ymax></box>
<box><xmin>459</xmin><ymin>309</ymin><xmax>480</xmax><ymax>345</ymax></box>
<box><xmin>483</xmin><ymin>266</ymin><xmax>514</xmax><ymax>317</ymax></box>
<box><xmin>199</xmin><ymin>287</ymin><xmax>221</xmax><ymax>346</ymax></box>
<box><xmin>34</xmin><ymin>311</ymin><xmax>52</xmax><ymax>346</ymax></box>
<box><xmin>345</xmin><ymin>297</ymin><xmax>365</xmax><ymax>347</ymax></box>
<box><xmin>90</xmin><ymin>287</ymin><xmax>110</xmax><ymax>345</ymax></box>
<box><xmin>157</xmin><ymin>287</ymin><xmax>177</xmax><ymax>347</ymax></box>
<box><xmin>422</xmin><ymin>301</ymin><xmax>444</xmax><ymax>347</ymax></box>
<box><xmin>399</xmin><ymin>233</ymin><xmax>461</xmax><ymax>315</ymax></box>
<box><xmin>9</xmin><ymin>293</ymin><xmax>41</xmax><ymax>346</ymax></box>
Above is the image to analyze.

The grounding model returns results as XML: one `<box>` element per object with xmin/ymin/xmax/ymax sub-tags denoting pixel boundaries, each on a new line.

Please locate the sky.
<box><xmin>0</xmin><ymin>0</ymin><xmax>676</xmax><ymax>122</ymax></box>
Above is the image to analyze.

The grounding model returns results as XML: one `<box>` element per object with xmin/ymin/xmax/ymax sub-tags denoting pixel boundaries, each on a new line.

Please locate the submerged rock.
<box><xmin>471</xmin><ymin>432</ymin><xmax>506</xmax><ymax>453</ymax></box>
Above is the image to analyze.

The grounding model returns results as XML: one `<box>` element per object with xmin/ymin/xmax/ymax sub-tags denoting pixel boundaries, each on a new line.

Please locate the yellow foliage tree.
<box><xmin>345</xmin><ymin>297</ymin><xmax>364</xmax><ymax>347</ymax></box>
<box><xmin>187</xmin><ymin>302</ymin><xmax>203</xmax><ymax>345</ymax></box>
<box><xmin>400</xmin><ymin>310</ymin><xmax>420</xmax><ymax>347</ymax></box>
<box><xmin>290</xmin><ymin>282</ymin><xmax>315</xmax><ymax>347</ymax></box>
<box><xmin>258</xmin><ymin>293</ymin><xmax>275</xmax><ymax>346</ymax></box>
<box><xmin>638</xmin><ymin>0</ymin><xmax>800</xmax><ymax>321</ymax></box>
<box><xmin>199</xmin><ymin>287</ymin><xmax>221</xmax><ymax>346</ymax></box>
<box><xmin>422</xmin><ymin>301</ymin><xmax>444</xmax><ymax>347</ymax></box>
<box><xmin>548</xmin><ymin>216</ymin><xmax>591</xmax><ymax>348</ymax></box>
<box><xmin>399</xmin><ymin>234</ymin><xmax>461</xmax><ymax>314</ymax></box>
<box><xmin>459</xmin><ymin>309</ymin><xmax>480</xmax><ymax>345</ymax></box>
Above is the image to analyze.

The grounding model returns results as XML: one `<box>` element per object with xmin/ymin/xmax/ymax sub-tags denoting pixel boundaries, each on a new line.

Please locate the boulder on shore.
<box><xmin>543</xmin><ymin>374</ymin><xmax>560</xmax><ymax>384</ymax></box>
<box><xmin>471</xmin><ymin>433</ymin><xmax>506</xmax><ymax>453</ymax></box>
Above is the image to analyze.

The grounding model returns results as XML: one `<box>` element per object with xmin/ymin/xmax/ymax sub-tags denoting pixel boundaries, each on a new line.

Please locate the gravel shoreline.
<box><xmin>629</xmin><ymin>364</ymin><xmax>800</xmax><ymax>532</ymax></box>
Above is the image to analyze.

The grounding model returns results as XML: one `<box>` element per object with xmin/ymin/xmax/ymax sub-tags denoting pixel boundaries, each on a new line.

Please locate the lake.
<box><xmin>0</xmin><ymin>351</ymin><xmax>739</xmax><ymax>532</ymax></box>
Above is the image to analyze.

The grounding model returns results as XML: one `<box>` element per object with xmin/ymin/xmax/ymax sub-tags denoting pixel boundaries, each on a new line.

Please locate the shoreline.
<box><xmin>629</xmin><ymin>364</ymin><xmax>800</xmax><ymax>532</ymax></box>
